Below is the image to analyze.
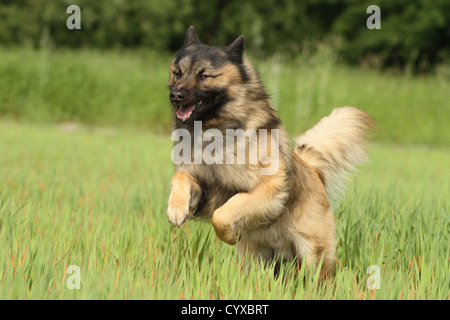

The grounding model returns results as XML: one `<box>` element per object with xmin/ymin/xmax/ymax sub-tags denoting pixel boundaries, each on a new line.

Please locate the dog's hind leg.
<box><xmin>210</xmin><ymin>171</ymin><xmax>289</xmax><ymax>245</ymax></box>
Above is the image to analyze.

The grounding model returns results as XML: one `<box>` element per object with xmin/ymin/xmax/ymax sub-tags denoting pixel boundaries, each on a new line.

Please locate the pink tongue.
<box><xmin>176</xmin><ymin>104</ymin><xmax>196</xmax><ymax>121</ymax></box>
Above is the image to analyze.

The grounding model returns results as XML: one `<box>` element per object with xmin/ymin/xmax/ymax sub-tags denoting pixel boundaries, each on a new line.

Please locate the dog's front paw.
<box><xmin>167</xmin><ymin>192</ymin><xmax>190</xmax><ymax>227</ymax></box>
<box><xmin>211</xmin><ymin>208</ymin><xmax>238</xmax><ymax>245</ymax></box>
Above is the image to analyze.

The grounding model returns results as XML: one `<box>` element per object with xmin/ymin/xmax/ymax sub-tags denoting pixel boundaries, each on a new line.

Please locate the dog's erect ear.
<box><xmin>226</xmin><ymin>35</ymin><xmax>245</xmax><ymax>63</ymax></box>
<box><xmin>185</xmin><ymin>26</ymin><xmax>200</xmax><ymax>46</ymax></box>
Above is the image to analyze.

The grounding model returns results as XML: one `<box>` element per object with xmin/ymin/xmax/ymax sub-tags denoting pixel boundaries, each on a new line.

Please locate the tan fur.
<box><xmin>167</xmin><ymin>32</ymin><xmax>376</xmax><ymax>276</ymax></box>
<box><xmin>294</xmin><ymin>107</ymin><xmax>377</xmax><ymax>204</ymax></box>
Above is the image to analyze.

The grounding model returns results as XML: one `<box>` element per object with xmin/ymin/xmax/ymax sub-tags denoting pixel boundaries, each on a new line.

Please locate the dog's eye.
<box><xmin>199</xmin><ymin>73</ymin><xmax>209</xmax><ymax>81</ymax></box>
<box><xmin>173</xmin><ymin>70</ymin><xmax>182</xmax><ymax>79</ymax></box>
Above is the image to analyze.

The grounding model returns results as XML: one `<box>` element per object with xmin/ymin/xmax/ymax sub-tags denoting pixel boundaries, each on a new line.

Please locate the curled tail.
<box><xmin>294</xmin><ymin>107</ymin><xmax>376</xmax><ymax>203</ymax></box>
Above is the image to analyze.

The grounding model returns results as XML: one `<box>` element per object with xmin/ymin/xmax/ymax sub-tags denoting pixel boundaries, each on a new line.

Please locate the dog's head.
<box><xmin>168</xmin><ymin>26</ymin><xmax>248</xmax><ymax>124</ymax></box>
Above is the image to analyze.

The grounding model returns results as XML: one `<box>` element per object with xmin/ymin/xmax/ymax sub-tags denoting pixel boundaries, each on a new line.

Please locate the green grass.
<box><xmin>0</xmin><ymin>47</ymin><xmax>449</xmax><ymax>145</ymax></box>
<box><xmin>0</xmin><ymin>46</ymin><xmax>448</xmax><ymax>299</ymax></box>
<box><xmin>0</xmin><ymin>48</ymin><xmax>172</xmax><ymax>133</ymax></box>
<box><xmin>0</xmin><ymin>123</ymin><xmax>448</xmax><ymax>299</ymax></box>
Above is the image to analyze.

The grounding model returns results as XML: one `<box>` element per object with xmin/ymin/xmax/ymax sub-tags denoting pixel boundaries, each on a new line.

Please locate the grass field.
<box><xmin>0</xmin><ymin>123</ymin><xmax>448</xmax><ymax>299</ymax></box>
<box><xmin>0</xmin><ymin>47</ymin><xmax>449</xmax><ymax>299</ymax></box>
<box><xmin>1</xmin><ymin>47</ymin><xmax>449</xmax><ymax>145</ymax></box>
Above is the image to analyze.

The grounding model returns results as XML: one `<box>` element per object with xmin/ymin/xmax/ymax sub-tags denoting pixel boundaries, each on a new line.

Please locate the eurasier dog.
<box><xmin>167</xmin><ymin>26</ymin><xmax>376</xmax><ymax>276</ymax></box>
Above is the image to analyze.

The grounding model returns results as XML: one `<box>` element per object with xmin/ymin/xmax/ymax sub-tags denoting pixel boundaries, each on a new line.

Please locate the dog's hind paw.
<box><xmin>211</xmin><ymin>208</ymin><xmax>238</xmax><ymax>245</ymax></box>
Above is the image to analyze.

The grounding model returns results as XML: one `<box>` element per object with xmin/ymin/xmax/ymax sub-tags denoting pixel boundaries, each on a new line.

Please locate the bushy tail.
<box><xmin>294</xmin><ymin>107</ymin><xmax>376</xmax><ymax>203</ymax></box>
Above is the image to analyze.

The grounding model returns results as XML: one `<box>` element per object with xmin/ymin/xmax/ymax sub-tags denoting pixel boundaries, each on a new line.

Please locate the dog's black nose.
<box><xmin>170</xmin><ymin>90</ymin><xmax>184</xmax><ymax>102</ymax></box>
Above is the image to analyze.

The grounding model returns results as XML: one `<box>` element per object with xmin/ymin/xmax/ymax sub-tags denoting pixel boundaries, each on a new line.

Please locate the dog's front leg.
<box><xmin>211</xmin><ymin>176</ymin><xmax>288</xmax><ymax>245</ymax></box>
<box><xmin>167</xmin><ymin>171</ymin><xmax>202</xmax><ymax>227</ymax></box>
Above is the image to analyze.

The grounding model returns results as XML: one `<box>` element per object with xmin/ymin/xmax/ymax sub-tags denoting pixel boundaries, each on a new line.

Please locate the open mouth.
<box><xmin>176</xmin><ymin>100</ymin><xmax>205</xmax><ymax>122</ymax></box>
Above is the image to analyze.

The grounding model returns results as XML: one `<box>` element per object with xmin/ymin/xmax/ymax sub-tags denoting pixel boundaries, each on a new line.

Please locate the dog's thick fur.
<box><xmin>167</xmin><ymin>26</ymin><xmax>376</xmax><ymax>276</ymax></box>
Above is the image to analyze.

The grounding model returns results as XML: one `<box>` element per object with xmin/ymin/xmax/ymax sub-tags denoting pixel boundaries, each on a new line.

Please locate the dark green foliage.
<box><xmin>0</xmin><ymin>0</ymin><xmax>448</xmax><ymax>71</ymax></box>
<box><xmin>333</xmin><ymin>0</ymin><xmax>450</xmax><ymax>72</ymax></box>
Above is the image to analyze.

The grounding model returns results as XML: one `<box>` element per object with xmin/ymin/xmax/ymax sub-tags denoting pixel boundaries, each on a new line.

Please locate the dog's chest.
<box><xmin>191</xmin><ymin>162</ymin><xmax>258</xmax><ymax>193</ymax></box>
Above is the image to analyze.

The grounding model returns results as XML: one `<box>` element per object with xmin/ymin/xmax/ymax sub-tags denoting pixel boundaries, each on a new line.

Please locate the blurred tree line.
<box><xmin>0</xmin><ymin>0</ymin><xmax>448</xmax><ymax>72</ymax></box>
